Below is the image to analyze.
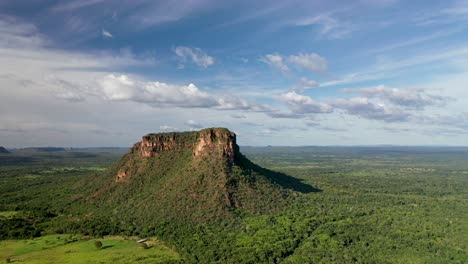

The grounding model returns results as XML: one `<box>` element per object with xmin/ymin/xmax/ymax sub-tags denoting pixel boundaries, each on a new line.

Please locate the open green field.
<box><xmin>0</xmin><ymin>234</ymin><xmax>180</xmax><ymax>263</ymax></box>
<box><xmin>0</xmin><ymin>147</ymin><xmax>467</xmax><ymax>263</ymax></box>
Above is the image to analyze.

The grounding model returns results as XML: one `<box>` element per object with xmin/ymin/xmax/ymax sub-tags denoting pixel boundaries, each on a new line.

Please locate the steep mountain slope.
<box><xmin>83</xmin><ymin>128</ymin><xmax>314</xmax><ymax>225</ymax></box>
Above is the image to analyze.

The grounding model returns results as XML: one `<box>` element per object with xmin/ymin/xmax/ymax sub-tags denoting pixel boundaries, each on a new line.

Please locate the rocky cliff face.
<box><xmin>116</xmin><ymin>128</ymin><xmax>238</xmax><ymax>182</ymax></box>
<box><xmin>135</xmin><ymin>135</ymin><xmax>186</xmax><ymax>157</ymax></box>
<box><xmin>133</xmin><ymin>128</ymin><xmax>237</xmax><ymax>161</ymax></box>
<box><xmin>193</xmin><ymin>128</ymin><xmax>238</xmax><ymax>165</ymax></box>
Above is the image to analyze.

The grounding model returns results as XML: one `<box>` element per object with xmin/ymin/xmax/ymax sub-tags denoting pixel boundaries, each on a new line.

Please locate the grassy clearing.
<box><xmin>0</xmin><ymin>211</ymin><xmax>20</xmax><ymax>219</ymax></box>
<box><xmin>0</xmin><ymin>235</ymin><xmax>181</xmax><ymax>264</ymax></box>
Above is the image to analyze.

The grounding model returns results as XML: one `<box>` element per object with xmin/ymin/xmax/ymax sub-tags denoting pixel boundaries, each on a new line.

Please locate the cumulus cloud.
<box><xmin>260</xmin><ymin>53</ymin><xmax>289</xmax><ymax>73</ymax></box>
<box><xmin>83</xmin><ymin>74</ymin><xmax>275</xmax><ymax>114</ymax></box>
<box><xmin>98</xmin><ymin>74</ymin><xmax>218</xmax><ymax>108</ymax></box>
<box><xmin>278</xmin><ymin>92</ymin><xmax>333</xmax><ymax>114</ymax></box>
<box><xmin>102</xmin><ymin>29</ymin><xmax>113</xmax><ymax>38</ymax></box>
<box><xmin>216</xmin><ymin>96</ymin><xmax>274</xmax><ymax>112</ymax></box>
<box><xmin>287</xmin><ymin>53</ymin><xmax>328</xmax><ymax>73</ymax></box>
<box><xmin>174</xmin><ymin>46</ymin><xmax>214</xmax><ymax>68</ymax></box>
<box><xmin>261</xmin><ymin>52</ymin><xmax>328</xmax><ymax>74</ymax></box>
<box><xmin>216</xmin><ymin>96</ymin><xmax>252</xmax><ymax>110</ymax></box>
<box><xmin>98</xmin><ymin>74</ymin><xmax>136</xmax><ymax>101</ymax></box>
<box><xmin>343</xmin><ymin>85</ymin><xmax>451</xmax><ymax>109</ymax></box>
<box><xmin>331</xmin><ymin>97</ymin><xmax>411</xmax><ymax>122</ymax></box>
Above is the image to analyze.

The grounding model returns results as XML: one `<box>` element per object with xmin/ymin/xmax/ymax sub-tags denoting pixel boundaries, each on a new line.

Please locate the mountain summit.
<box><xmin>115</xmin><ymin>128</ymin><xmax>238</xmax><ymax>183</ymax></box>
<box><xmin>86</xmin><ymin>128</ymin><xmax>316</xmax><ymax>224</ymax></box>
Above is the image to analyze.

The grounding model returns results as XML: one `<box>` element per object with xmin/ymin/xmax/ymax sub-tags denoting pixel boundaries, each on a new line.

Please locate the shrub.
<box><xmin>94</xmin><ymin>240</ymin><xmax>103</xmax><ymax>249</ymax></box>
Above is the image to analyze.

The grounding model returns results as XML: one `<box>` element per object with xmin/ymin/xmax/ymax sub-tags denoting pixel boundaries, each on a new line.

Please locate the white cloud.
<box><xmin>216</xmin><ymin>96</ymin><xmax>274</xmax><ymax>112</ymax></box>
<box><xmin>102</xmin><ymin>29</ymin><xmax>113</xmax><ymax>38</ymax></box>
<box><xmin>89</xmin><ymin>74</ymin><xmax>276</xmax><ymax>113</ymax></box>
<box><xmin>287</xmin><ymin>53</ymin><xmax>328</xmax><ymax>74</ymax></box>
<box><xmin>216</xmin><ymin>96</ymin><xmax>251</xmax><ymax>110</ymax></box>
<box><xmin>331</xmin><ymin>97</ymin><xmax>411</xmax><ymax>123</ymax></box>
<box><xmin>0</xmin><ymin>17</ymin><xmax>155</xmax><ymax>105</ymax></box>
<box><xmin>98</xmin><ymin>74</ymin><xmax>218</xmax><ymax>108</ymax></box>
<box><xmin>343</xmin><ymin>85</ymin><xmax>451</xmax><ymax>110</ymax></box>
<box><xmin>260</xmin><ymin>53</ymin><xmax>289</xmax><ymax>73</ymax></box>
<box><xmin>174</xmin><ymin>46</ymin><xmax>214</xmax><ymax>68</ymax></box>
<box><xmin>98</xmin><ymin>74</ymin><xmax>136</xmax><ymax>101</ymax></box>
<box><xmin>278</xmin><ymin>92</ymin><xmax>333</xmax><ymax>114</ymax></box>
<box><xmin>261</xmin><ymin>52</ymin><xmax>327</xmax><ymax>75</ymax></box>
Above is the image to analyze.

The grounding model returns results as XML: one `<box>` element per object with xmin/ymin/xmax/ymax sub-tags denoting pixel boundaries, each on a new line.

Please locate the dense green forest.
<box><xmin>0</xmin><ymin>147</ymin><xmax>467</xmax><ymax>263</ymax></box>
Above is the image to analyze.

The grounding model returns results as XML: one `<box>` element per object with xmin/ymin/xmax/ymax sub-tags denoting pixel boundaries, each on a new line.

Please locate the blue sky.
<box><xmin>1</xmin><ymin>0</ymin><xmax>468</xmax><ymax>147</ymax></box>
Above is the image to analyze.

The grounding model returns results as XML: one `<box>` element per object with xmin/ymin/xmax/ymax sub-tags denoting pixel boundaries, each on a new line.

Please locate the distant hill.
<box><xmin>82</xmin><ymin>128</ymin><xmax>316</xmax><ymax>225</ymax></box>
<box><xmin>17</xmin><ymin>147</ymin><xmax>66</xmax><ymax>153</ymax></box>
<box><xmin>0</xmin><ymin>146</ymin><xmax>9</xmax><ymax>153</ymax></box>
<box><xmin>24</xmin><ymin>147</ymin><xmax>65</xmax><ymax>152</ymax></box>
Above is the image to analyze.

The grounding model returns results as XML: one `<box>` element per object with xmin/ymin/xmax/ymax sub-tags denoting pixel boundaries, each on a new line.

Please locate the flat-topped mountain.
<box><xmin>115</xmin><ymin>128</ymin><xmax>238</xmax><ymax>183</ymax></box>
<box><xmin>84</xmin><ymin>128</ymin><xmax>316</xmax><ymax>224</ymax></box>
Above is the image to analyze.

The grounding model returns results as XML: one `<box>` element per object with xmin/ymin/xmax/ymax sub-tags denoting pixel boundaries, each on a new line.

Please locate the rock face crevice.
<box><xmin>193</xmin><ymin>128</ymin><xmax>238</xmax><ymax>165</ymax></box>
